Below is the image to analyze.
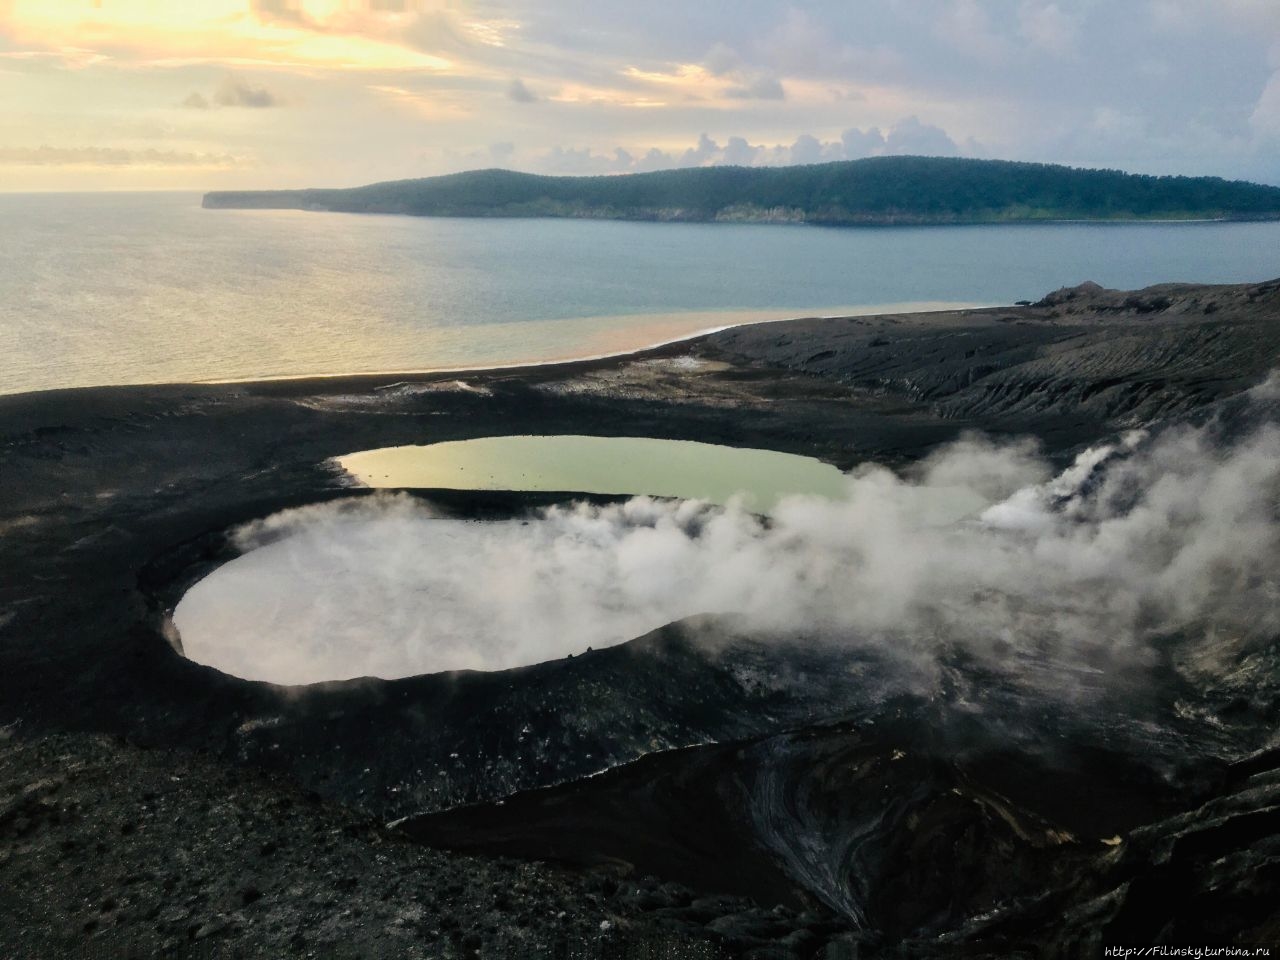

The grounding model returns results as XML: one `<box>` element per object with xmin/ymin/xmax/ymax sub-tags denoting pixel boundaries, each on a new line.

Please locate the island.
<box><xmin>203</xmin><ymin>156</ymin><xmax>1280</xmax><ymax>225</ymax></box>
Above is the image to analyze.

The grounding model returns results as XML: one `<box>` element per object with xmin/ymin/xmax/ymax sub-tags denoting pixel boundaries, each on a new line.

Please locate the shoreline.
<box><xmin>204</xmin><ymin>202</ymin><xmax>1272</xmax><ymax>227</ymax></box>
<box><xmin>198</xmin><ymin>300</ymin><xmax>996</xmax><ymax>388</ymax></box>
<box><xmin>0</xmin><ymin>300</ymin><xmax>995</xmax><ymax>402</ymax></box>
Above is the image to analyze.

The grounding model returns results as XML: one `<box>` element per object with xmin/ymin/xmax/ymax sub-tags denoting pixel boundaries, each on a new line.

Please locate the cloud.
<box><xmin>250</xmin><ymin>0</ymin><xmax>310</xmax><ymax>27</ymax></box>
<box><xmin>174</xmin><ymin>415</ymin><xmax>1280</xmax><ymax>694</ymax></box>
<box><xmin>762</xmin><ymin>8</ymin><xmax>853</xmax><ymax>76</ymax></box>
<box><xmin>702</xmin><ymin>41</ymin><xmax>741</xmax><ymax>77</ymax></box>
<box><xmin>721</xmin><ymin>135</ymin><xmax>758</xmax><ymax>166</ymax></box>
<box><xmin>535</xmin><ymin>144</ymin><xmax>639</xmax><ymax>175</ymax></box>
<box><xmin>1148</xmin><ymin>0</ymin><xmax>1199</xmax><ymax>33</ymax></box>
<box><xmin>214</xmin><ymin>75</ymin><xmax>277</xmax><ymax>108</ymax></box>
<box><xmin>180</xmin><ymin>76</ymin><xmax>277</xmax><ymax>112</ymax></box>
<box><xmin>780</xmin><ymin>118</ymin><xmax>963</xmax><ymax>164</ymax></box>
<box><xmin>528</xmin><ymin>119</ymin><xmax>970</xmax><ymax>175</ymax></box>
<box><xmin>633</xmin><ymin>147</ymin><xmax>676</xmax><ymax>173</ymax></box>
<box><xmin>933</xmin><ymin>0</ymin><xmax>1011</xmax><ymax>61</ymax></box>
<box><xmin>1251</xmin><ymin>71</ymin><xmax>1280</xmax><ymax>138</ymax></box>
<box><xmin>725</xmin><ymin>75</ymin><xmax>785</xmax><ymax>100</ymax></box>
<box><xmin>0</xmin><ymin>146</ymin><xmax>242</xmax><ymax>167</ymax></box>
<box><xmin>8</xmin><ymin>0</ymin><xmax>1280</xmax><ymax>188</ymax></box>
<box><xmin>788</xmin><ymin>133</ymin><xmax>824</xmax><ymax>165</ymax></box>
<box><xmin>0</xmin><ymin>46</ymin><xmax>109</xmax><ymax>70</ymax></box>
<box><xmin>838</xmin><ymin>118</ymin><xmax>961</xmax><ymax>159</ymax></box>
<box><xmin>506</xmin><ymin>77</ymin><xmax>539</xmax><ymax>103</ymax></box>
<box><xmin>841</xmin><ymin>126</ymin><xmax>887</xmax><ymax>159</ymax></box>
<box><xmin>180</xmin><ymin>77</ymin><xmax>277</xmax><ymax>111</ymax></box>
<box><xmin>680</xmin><ymin>132</ymin><xmax>722</xmax><ymax>166</ymax></box>
<box><xmin>1017</xmin><ymin>2</ymin><xmax>1080</xmax><ymax>57</ymax></box>
<box><xmin>1153</xmin><ymin>0</ymin><xmax>1280</xmax><ymax>34</ymax></box>
<box><xmin>884</xmin><ymin>116</ymin><xmax>961</xmax><ymax>156</ymax></box>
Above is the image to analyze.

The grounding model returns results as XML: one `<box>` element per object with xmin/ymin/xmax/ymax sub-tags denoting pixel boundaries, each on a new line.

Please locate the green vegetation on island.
<box><xmin>203</xmin><ymin>156</ymin><xmax>1280</xmax><ymax>225</ymax></box>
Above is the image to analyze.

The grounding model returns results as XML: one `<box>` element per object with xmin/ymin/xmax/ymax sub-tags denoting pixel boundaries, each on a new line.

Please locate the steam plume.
<box><xmin>174</xmin><ymin>418</ymin><xmax>1279</xmax><ymax>689</ymax></box>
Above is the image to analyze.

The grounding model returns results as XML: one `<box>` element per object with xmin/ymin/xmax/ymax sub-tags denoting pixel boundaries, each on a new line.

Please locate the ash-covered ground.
<box><xmin>1</xmin><ymin>279</ymin><xmax>1278</xmax><ymax>957</ymax></box>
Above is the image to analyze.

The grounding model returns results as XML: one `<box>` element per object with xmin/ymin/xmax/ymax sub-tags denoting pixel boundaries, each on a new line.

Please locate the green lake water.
<box><xmin>337</xmin><ymin>435</ymin><xmax>850</xmax><ymax>512</ymax></box>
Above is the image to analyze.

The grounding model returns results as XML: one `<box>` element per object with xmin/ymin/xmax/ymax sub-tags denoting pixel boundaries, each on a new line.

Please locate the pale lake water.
<box><xmin>3</xmin><ymin>191</ymin><xmax>1279</xmax><ymax>396</ymax></box>
<box><xmin>337</xmin><ymin>436</ymin><xmax>854</xmax><ymax>513</ymax></box>
<box><xmin>336</xmin><ymin>435</ymin><xmax>991</xmax><ymax>519</ymax></box>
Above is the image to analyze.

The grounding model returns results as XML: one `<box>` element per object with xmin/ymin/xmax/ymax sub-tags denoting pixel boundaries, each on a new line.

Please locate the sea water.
<box><xmin>3</xmin><ymin>190</ymin><xmax>1278</xmax><ymax>395</ymax></box>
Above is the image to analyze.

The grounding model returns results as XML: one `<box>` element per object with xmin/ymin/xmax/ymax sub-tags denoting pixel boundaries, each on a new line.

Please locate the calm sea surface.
<box><xmin>3</xmin><ymin>191</ymin><xmax>1278</xmax><ymax>396</ymax></box>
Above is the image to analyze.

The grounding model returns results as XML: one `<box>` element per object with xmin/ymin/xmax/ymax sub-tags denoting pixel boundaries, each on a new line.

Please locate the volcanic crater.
<box><xmin>2</xmin><ymin>280</ymin><xmax>1279</xmax><ymax>958</ymax></box>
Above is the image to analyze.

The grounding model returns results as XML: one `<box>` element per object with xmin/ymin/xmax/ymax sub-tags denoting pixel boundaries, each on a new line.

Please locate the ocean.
<box><xmin>3</xmin><ymin>190</ymin><xmax>1278</xmax><ymax>395</ymax></box>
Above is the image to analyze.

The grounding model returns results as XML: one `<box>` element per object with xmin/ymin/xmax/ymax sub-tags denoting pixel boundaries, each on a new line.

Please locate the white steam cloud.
<box><xmin>173</xmin><ymin>422</ymin><xmax>1280</xmax><ymax>688</ymax></box>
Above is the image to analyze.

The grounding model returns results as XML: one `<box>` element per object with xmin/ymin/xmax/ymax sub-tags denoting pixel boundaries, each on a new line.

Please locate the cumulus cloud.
<box><xmin>535</xmin><ymin>144</ymin><xmax>625</xmax><ymax>175</ymax></box>
<box><xmin>837</xmin><ymin>117</ymin><xmax>962</xmax><ymax>159</ymax></box>
<box><xmin>884</xmin><ymin>116</ymin><xmax>961</xmax><ymax>156</ymax></box>
<box><xmin>506</xmin><ymin>78</ymin><xmax>539</xmax><ymax>103</ymax></box>
<box><xmin>801</xmin><ymin>117</ymin><xmax>961</xmax><ymax>161</ymax></box>
<box><xmin>175</xmin><ymin>416</ymin><xmax>1280</xmax><ymax>690</ymax></box>
<box><xmin>183</xmin><ymin>75</ymin><xmax>278</xmax><ymax>110</ymax></box>
<box><xmin>528</xmin><ymin>118</ymin><xmax>968</xmax><ymax>174</ymax></box>
<box><xmin>840</xmin><ymin>126</ymin><xmax>886</xmax><ymax>159</ymax></box>
<box><xmin>214</xmin><ymin>75</ymin><xmax>277</xmax><ymax>108</ymax></box>
<box><xmin>680</xmin><ymin>132</ymin><xmax>723</xmax><ymax>166</ymax></box>
<box><xmin>633</xmin><ymin>146</ymin><xmax>676</xmax><ymax>172</ymax></box>
<box><xmin>721</xmin><ymin>136</ymin><xmax>757</xmax><ymax>166</ymax></box>
<box><xmin>787</xmin><ymin>133</ymin><xmax>825</xmax><ymax>165</ymax></box>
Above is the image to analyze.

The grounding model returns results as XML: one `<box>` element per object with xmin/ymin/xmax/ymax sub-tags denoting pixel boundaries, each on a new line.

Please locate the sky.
<box><xmin>1</xmin><ymin>0</ymin><xmax>1278</xmax><ymax>191</ymax></box>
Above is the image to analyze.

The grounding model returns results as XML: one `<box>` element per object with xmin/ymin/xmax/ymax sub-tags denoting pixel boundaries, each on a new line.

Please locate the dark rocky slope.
<box><xmin>1</xmin><ymin>730</ymin><xmax>814</xmax><ymax>959</ymax></box>
<box><xmin>697</xmin><ymin>279</ymin><xmax>1280</xmax><ymax>432</ymax></box>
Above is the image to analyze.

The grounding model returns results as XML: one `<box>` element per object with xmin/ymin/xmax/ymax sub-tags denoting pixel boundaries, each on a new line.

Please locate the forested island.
<box><xmin>203</xmin><ymin>156</ymin><xmax>1280</xmax><ymax>225</ymax></box>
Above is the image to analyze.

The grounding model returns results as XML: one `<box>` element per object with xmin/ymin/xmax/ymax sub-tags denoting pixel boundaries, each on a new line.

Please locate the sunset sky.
<box><xmin>2</xmin><ymin>0</ymin><xmax>1278</xmax><ymax>190</ymax></box>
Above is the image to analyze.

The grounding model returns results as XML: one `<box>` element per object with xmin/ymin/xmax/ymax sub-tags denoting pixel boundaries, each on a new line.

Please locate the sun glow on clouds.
<box><xmin>548</xmin><ymin>83</ymin><xmax>668</xmax><ymax>109</ymax></box>
<box><xmin>367</xmin><ymin>83</ymin><xmax>472</xmax><ymax>119</ymax></box>
<box><xmin>623</xmin><ymin>64</ymin><xmax>714</xmax><ymax>89</ymax></box>
<box><xmin>2</xmin><ymin>1</ymin><xmax>1277</xmax><ymax>190</ymax></box>
<box><xmin>5</xmin><ymin>0</ymin><xmax>452</xmax><ymax>71</ymax></box>
<box><xmin>616</xmin><ymin>64</ymin><xmax>742</xmax><ymax>108</ymax></box>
